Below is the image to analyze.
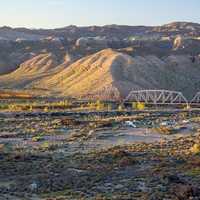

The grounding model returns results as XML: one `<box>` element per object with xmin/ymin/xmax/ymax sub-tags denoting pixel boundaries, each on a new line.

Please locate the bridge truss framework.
<box><xmin>124</xmin><ymin>90</ymin><xmax>188</xmax><ymax>105</ymax></box>
<box><xmin>191</xmin><ymin>92</ymin><xmax>200</xmax><ymax>104</ymax></box>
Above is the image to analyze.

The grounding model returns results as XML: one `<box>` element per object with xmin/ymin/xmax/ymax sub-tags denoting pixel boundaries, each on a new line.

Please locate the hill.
<box><xmin>0</xmin><ymin>22</ymin><xmax>200</xmax><ymax>100</ymax></box>
<box><xmin>2</xmin><ymin>49</ymin><xmax>198</xmax><ymax>100</ymax></box>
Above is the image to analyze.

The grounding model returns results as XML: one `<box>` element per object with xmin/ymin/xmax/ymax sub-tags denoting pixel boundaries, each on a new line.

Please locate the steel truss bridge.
<box><xmin>191</xmin><ymin>92</ymin><xmax>200</xmax><ymax>104</ymax></box>
<box><xmin>124</xmin><ymin>90</ymin><xmax>188</xmax><ymax>105</ymax></box>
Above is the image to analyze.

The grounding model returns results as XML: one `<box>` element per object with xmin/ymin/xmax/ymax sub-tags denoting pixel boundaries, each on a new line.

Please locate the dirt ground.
<box><xmin>0</xmin><ymin>110</ymin><xmax>200</xmax><ymax>200</ymax></box>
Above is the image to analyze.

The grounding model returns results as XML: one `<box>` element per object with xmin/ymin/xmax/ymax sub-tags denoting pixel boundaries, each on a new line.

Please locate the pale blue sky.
<box><xmin>0</xmin><ymin>0</ymin><xmax>200</xmax><ymax>28</ymax></box>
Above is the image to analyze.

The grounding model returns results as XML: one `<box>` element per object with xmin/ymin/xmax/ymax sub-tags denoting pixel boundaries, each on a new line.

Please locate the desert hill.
<box><xmin>13</xmin><ymin>53</ymin><xmax>59</xmax><ymax>74</ymax></box>
<box><xmin>42</xmin><ymin>49</ymin><xmax>200</xmax><ymax>100</ymax></box>
<box><xmin>0</xmin><ymin>21</ymin><xmax>200</xmax><ymax>77</ymax></box>
<box><xmin>0</xmin><ymin>22</ymin><xmax>200</xmax><ymax>100</ymax></box>
<box><xmin>0</xmin><ymin>53</ymin><xmax>62</xmax><ymax>89</ymax></box>
<box><xmin>1</xmin><ymin>49</ymin><xmax>199</xmax><ymax>100</ymax></box>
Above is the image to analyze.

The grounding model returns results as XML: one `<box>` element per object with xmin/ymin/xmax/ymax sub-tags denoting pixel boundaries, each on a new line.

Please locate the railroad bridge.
<box><xmin>191</xmin><ymin>92</ymin><xmax>200</xmax><ymax>104</ymax></box>
<box><xmin>124</xmin><ymin>90</ymin><xmax>188</xmax><ymax>105</ymax></box>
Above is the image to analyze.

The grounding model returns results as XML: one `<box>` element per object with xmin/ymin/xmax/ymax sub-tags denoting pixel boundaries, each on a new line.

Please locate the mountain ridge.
<box><xmin>0</xmin><ymin>21</ymin><xmax>200</xmax><ymax>100</ymax></box>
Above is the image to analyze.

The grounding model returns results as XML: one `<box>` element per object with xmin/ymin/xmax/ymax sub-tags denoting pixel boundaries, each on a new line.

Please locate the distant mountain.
<box><xmin>154</xmin><ymin>22</ymin><xmax>200</xmax><ymax>35</ymax></box>
<box><xmin>0</xmin><ymin>26</ymin><xmax>47</xmax><ymax>41</ymax></box>
<box><xmin>0</xmin><ymin>22</ymin><xmax>200</xmax><ymax>99</ymax></box>
<box><xmin>0</xmin><ymin>21</ymin><xmax>200</xmax><ymax>41</ymax></box>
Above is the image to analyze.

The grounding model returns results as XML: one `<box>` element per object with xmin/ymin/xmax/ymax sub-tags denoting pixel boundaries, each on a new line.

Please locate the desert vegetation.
<box><xmin>0</xmin><ymin>97</ymin><xmax>200</xmax><ymax>199</ymax></box>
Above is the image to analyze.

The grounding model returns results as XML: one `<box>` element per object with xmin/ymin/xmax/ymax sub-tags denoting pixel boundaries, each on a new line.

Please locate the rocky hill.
<box><xmin>1</xmin><ymin>48</ymin><xmax>200</xmax><ymax>100</ymax></box>
<box><xmin>0</xmin><ymin>22</ymin><xmax>200</xmax><ymax>99</ymax></box>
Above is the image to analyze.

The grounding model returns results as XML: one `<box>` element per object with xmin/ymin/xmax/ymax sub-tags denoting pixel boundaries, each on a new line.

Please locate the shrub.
<box><xmin>0</xmin><ymin>144</ymin><xmax>5</xmax><ymax>152</ymax></box>
<box><xmin>118</xmin><ymin>105</ymin><xmax>124</xmax><ymax>111</ymax></box>
<box><xmin>190</xmin><ymin>144</ymin><xmax>200</xmax><ymax>154</ymax></box>
<box><xmin>32</xmin><ymin>135</ymin><xmax>43</xmax><ymax>142</ymax></box>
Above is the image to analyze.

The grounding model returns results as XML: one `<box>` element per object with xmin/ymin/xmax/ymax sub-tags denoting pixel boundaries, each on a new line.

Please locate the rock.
<box><xmin>29</xmin><ymin>182</ymin><xmax>38</xmax><ymax>192</ymax></box>
<box><xmin>75</xmin><ymin>36</ymin><xmax>108</xmax><ymax>48</ymax></box>
<box><xmin>163</xmin><ymin>174</ymin><xmax>185</xmax><ymax>184</ymax></box>
<box><xmin>171</xmin><ymin>184</ymin><xmax>200</xmax><ymax>200</ymax></box>
<box><xmin>114</xmin><ymin>184</ymin><xmax>124</xmax><ymax>190</ymax></box>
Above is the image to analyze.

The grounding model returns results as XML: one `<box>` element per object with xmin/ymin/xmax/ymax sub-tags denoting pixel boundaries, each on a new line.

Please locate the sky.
<box><xmin>0</xmin><ymin>0</ymin><xmax>200</xmax><ymax>28</ymax></box>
